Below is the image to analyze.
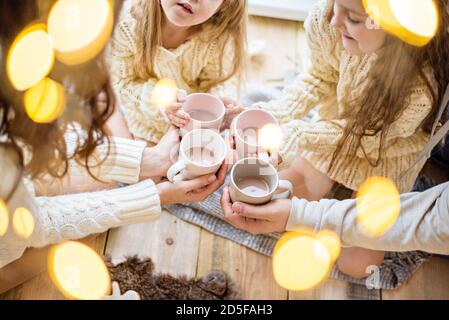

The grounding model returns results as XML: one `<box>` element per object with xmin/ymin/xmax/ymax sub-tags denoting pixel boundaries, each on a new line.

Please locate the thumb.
<box><xmin>232</xmin><ymin>201</ymin><xmax>271</xmax><ymax>220</ymax></box>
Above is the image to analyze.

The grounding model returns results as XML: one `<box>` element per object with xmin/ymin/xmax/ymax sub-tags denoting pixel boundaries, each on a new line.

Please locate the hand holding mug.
<box><xmin>165</xmin><ymin>89</ymin><xmax>189</xmax><ymax>128</ymax></box>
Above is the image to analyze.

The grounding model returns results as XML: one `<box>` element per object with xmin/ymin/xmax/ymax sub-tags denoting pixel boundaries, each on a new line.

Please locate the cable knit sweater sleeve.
<box><xmin>200</xmin><ymin>39</ymin><xmax>240</xmax><ymax>101</ymax></box>
<box><xmin>107</xmin><ymin>3</ymin><xmax>169</xmax><ymax>143</ymax></box>
<box><xmin>0</xmin><ymin>145</ymin><xmax>161</xmax><ymax>268</ymax></box>
<box><xmin>255</xmin><ymin>2</ymin><xmax>339</xmax><ymax>124</ymax></box>
<box><xmin>279</xmin><ymin>86</ymin><xmax>432</xmax><ymax>162</ymax></box>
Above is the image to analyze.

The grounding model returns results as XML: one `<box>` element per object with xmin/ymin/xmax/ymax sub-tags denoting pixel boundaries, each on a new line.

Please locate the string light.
<box><xmin>48</xmin><ymin>241</ymin><xmax>111</xmax><ymax>300</ymax></box>
<box><xmin>0</xmin><ymin>200</ymin><xmax>9</xmax><ymax>237</ymax></box>
<box><xmin>363</xmin><ymin>0</ymin><xmax>439</xmax><ymax>46</ymax></box>
<box><xmin>356</xmin><ymin>176</ymin><xmax>401</xmax><ymax>238</ymax></box>
<box><xmin>12</xmin><ymin>208</ymin><xmax>35</xmax><ymax>239</ymax></box>
<box><xmin>24</xmin><ymin>78</ymin><xmax>66</xmax><ymax>123</ymax></box>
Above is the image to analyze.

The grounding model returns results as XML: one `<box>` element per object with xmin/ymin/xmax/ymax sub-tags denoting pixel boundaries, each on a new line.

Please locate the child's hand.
<box><xmin>165</xmin><ymin>89</ymin><xmax>190</xmax><ymax>128</ymax></box>
<box><xmin>221</xmin><ymin>97</ymin><xmax>245</xmax><ymax>130</ymax></box>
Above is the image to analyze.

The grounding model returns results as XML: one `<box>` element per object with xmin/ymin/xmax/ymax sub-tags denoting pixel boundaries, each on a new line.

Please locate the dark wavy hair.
<box><xmin>0</xmin><ymin>0</ymin><xmax>117</xmax><ymax>198</ymax></box>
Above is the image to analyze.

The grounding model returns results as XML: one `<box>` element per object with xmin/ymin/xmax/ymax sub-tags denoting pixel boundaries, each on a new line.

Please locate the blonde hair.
<box><xmin>326</xmin><ymin>0</ymin><xmax>449</xmax><ymax>173</ymax></box>
<box><xmin>131</xmin><ymin>0</ymin><xmax>247</xmax><ymax>92</ymax></box>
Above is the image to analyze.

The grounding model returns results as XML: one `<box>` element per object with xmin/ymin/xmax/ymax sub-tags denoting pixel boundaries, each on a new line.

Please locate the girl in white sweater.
<box><xmin>107</xmin><ymin>0</ymin><xmax>247</xmax><ymax>143</ymax></box>
<box><xmin>0</xmin><ymin>0</ymin><xmax>227</xmax><ymax>293</ymax></box>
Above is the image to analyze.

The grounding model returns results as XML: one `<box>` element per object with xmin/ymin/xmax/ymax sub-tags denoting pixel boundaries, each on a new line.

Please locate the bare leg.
<box><xmin>337</xmin><ymin>247</ymin><xmax>385</xmax><ymax>279</ymax></box>
<box><xmin>278</xmin><ymin>157</ymin><xmax>335</xmax><ymax>201</ymax></box>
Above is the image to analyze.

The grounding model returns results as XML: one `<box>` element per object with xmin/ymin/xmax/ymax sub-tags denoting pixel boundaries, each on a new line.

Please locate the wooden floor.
<box><xmin>2</xmin><ymin>16</ymin><xmax>449</xmax><ymax>300</ymax></box>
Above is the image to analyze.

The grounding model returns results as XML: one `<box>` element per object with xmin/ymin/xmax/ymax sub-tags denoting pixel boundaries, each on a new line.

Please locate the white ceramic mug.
<box><xmin>167</xmin><ymin>129</ymin><xmax>227</xmax><ymax>182</ymax></box>
<box><xmin>229</xmin><ymin>157</ymin><xmax>293</xmax><ymax>205</ymax></box>
<box><xmin>180</xmin><ymin>93</ymin><xmax>226</xmax><ymax>136</ymax></box>
<box><xmin>231</xmin><ymin>109</ymin><xmax>278</xmax><ymax>161</ymax></box>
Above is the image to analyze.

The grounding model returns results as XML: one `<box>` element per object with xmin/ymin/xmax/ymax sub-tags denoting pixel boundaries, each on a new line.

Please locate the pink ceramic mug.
<box><xmin>180</xmin><ymin>93</ymin><xmax>226</xmax><ymax>136</ymax></box>
<box><xmin>231</xmin><ymin>109</ymin><xmax>278</xmax><ymax>161</ymax></box>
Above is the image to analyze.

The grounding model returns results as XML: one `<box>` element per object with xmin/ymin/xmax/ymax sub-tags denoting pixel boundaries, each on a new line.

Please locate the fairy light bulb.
<box><xmin>150</xmin><ymin>78</ymin><xmax>178</xmax><ymax>110</ymax></box>
<box><xmin>0</xmin><ymin>200</ymin><xmax>9</xmax><ymax>237</ymax></box>
<box><xmin>47</xmin><ymin>0</ymin><xmax>114</xmax><ymax>65</ymax></box>
<box><xmin>12</xmin><ymin>208</ymin><xmax>35</xmax><ymax>239</ymax></box>
<box><xmin>23</xmin><ymin>78</ymin><xmax>66</xmax><ymax>123</ymax></box>
<box><xmin>273</xmin><ymin>232</ymin><xmax>333</xmax><ymax>291</ymax></box>
<box><xmin>356</xmin><ymin>176</ymin><xmax>401</xmax><ymax>238</ymax></box>
<box><xmin>363</xmin><ymin>0</ymin><xmax>439</xmax><ymax>46</ymax></box>
<box><xmin>48</xmin><ymin>241</ymin><xmax>111</xmax><ymax>300</ymax></box>
<box><xmin>258</xmin><ymin>123</ymin><xmax>284</xmax><ymax>153</ymax></box>
<box><xmin>6</xmin><ymin>24</ymin><xmax>55</xmax><ymax>91</ymax></box>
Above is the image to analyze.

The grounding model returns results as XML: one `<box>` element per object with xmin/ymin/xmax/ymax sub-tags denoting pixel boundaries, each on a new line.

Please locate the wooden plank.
<box><xmin>104</xmin><ymin>210</ymin><xmax>200</xmax><ymax>278</ymax></box>
<box><xmin>196</xmin><ymin>229</ymin><xmax>288</xmax><ymax>300</ymax></box>
<box><xmin>1</xmin><ymin>233</ymin><xmax>108</xmax><ymax>300</ymax></box>
<box><xmin>247</xmin><ymin>16</ymin><xmax>301</xmax><ymax>85</ymax></box>
<box><xmin>382</xmin><ymin>257</ymin><xmax>449</xmax><ymax>300</ymax></box>
<box><xmin>289</xmin><ymin>279</ymin><xmax>351</xmax><ymax>300</ymax></box>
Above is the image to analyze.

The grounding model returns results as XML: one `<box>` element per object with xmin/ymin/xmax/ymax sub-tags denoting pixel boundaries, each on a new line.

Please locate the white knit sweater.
<box><xmin>257</xmin><ymin>1</ymin><xmax>434</xmax><ymax>193</ymax></box>
<box><xmin>0</xmin><ymin>136</ymin><xmax>161</xmax><ymax>268</ymax></box>
<box><xmin>107</xmin><ymin>0</ymin><xmax>239</xmax><ymax>143</ymax></box>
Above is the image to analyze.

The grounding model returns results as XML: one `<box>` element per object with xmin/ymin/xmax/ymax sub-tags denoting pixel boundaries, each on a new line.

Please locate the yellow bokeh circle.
<box><xmin>48</xmin><ymin>241</ymin><xmax>111</xmax><ymax>300</ymax></box>
<box><xmin>0</xmin><ymin>200</ymin><xmax>9</xmax><ymax>237</ymax></box>
<box><xmin>273</xmin><ymin>232</ymin><xmax>332</xmax><ymax>291</ymax></box>
<box><xmin>258</xmin><ymin>123</ymin><xmax>284</xmax><ymax>153</ymax></box>
<box><xmin>356</xmin><ymin>176</ymin><xmax>401</xmax><ymax>238</ymax></box>
<box><xmin>362</xmin><ymin>0</ymin><xmax>438</xmax><ymax>47</ymax></box>
<box><xmin>24</xmin><ymin>78</ymin><xmax>66</xmax><ymax>123</ymax></box>
<box><xmin>7</xmin><ymin>24</ymin><xmax>55</xmax><ymax>91</ymax></box>
<box><xmin>47</xmin><ymin>0</ymin><xmax>114</xmax><ymax>65</ymax></box>
<box><xmin>150</xmin><ymin>78</ymin><xmax>179</xmax><ymax>110</ymax></box>
<box><xmin>12</xmin><ymin>207</ymin><xmax>35</xmax><ymax>239</ymax></box>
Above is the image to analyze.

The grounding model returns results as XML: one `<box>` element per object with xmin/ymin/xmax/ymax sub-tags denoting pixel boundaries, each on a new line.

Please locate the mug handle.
<box><xmin>272</xmin><ymin>180</ymin><xmax>293</xmax><ymax>200</ymax></box>
<box><xmin>167</xmin><ymin>161</ymin><xmax>187</xmax><ymax>182</ymax></box>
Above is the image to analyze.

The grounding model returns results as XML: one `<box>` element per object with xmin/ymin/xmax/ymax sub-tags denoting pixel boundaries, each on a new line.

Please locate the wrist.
<box><xmin>139</xmin><ymin>147</ymin><xmax>164</xmax><ymax>180</ymax></box>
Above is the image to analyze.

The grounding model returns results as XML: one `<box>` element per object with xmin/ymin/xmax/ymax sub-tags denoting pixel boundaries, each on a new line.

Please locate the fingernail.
<box><xmin>208</xmin><ymin>175</ymin><xmax>217</xmax><ymax>183</ymax></box>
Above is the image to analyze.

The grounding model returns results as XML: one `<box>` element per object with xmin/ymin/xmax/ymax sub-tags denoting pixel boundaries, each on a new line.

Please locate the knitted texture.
<box><xmin>0</xmin><ymin>143</ymin><xmax>161</xmax><ymax>268</ymax></box>
<box><xmin>257</xmin><ymin>1</ymin><xmax>433</xmax><ymax>193</ymax></box>
<box><xmin>107</xmin><ymin>0</ymin><xmax>239</xmax><ymax>143</ymax></box>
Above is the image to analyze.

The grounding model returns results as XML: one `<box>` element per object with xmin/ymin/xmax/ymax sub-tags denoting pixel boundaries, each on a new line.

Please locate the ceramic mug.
<box><xmin>231</xmin><ymin>109</ymin><xmax>278</xmax><ymax>161</ymax></box>
<box><xmin>229</xmin><ymin>157</ymin><xmax>293</xmax><ymax>205</ymax></box>
<box><xmin>180</xmin><ymin>93</ymin><xmax>225</xmax><ymax>136</ymax></box>
<box><xmin>167</xmin><ymin>129</ymin><xmax>227</xmax><ymax>182</ymax></box>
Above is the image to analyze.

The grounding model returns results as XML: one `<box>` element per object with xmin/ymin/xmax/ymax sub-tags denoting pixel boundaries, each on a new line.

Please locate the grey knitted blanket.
<box><xmin>165</xmin><ymin>184</ymin><xmax>430</xmax><ymax>291</ymax></box>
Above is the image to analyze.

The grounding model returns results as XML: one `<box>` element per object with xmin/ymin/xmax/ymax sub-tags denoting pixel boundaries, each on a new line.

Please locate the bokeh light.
<box><xmin>6</xmin><ymin>24</ymin><xmax>55</xmax><ymax>91</ymax></box>
<box><xmin>150</xmin><ymin>78</ymin><xmax>178</xmax><ymax>110</ymax></box>
<box><xmin>315</xmin><ymin>230</ymin><xmax>341</xmax><ymax>263</ymax></box>
<box><xmin>48</xmin><ymin>241</ymin><xmax>111</xmax><ymax>300</ymax></box>
<box><xmin>48</xmin><ymin>0</ymin><xmax>114</xmax><ymax>65</ymax></box>
<box><xmin>0</xmin><ymin>200</ymin><xmax>9</xmax><ymax>237</ymax></box>
<box><xmin>363</xmin><ymin>0</ymin><xmax>438</xmax><ymax>46</ymax></box>
<box><xmin>273</xmin><ymin>231</ymin><xmax>334</xmax><ymax>291</ymax></box>
<box><xmin>258</xmin><ymin>123</ymin><xmax>284</xmax><ymax>153</ymax></box>
<box><xmin>12</xmin><ymin>208</ymin><xmax>35</xmax><ymax>239</ymax></box>
<box><xmin>24</xmin><ymin>78</ymin><xmax>66</xmax><ymax>123</ymax></box>
<box><xmin>356</xmin><ymin>176</ymin><xmax>401</xmax><ymax>238</ymax></box>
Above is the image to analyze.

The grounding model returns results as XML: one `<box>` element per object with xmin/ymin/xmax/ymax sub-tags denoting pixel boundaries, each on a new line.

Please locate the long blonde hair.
<box><xmin>131</xmin><ymin>0</ymin><xmax>247</xmax><ymax>92</ymax></box>
<box><xmin>326</xmin><ymin>0</ymin><xmax>449</xmax><ymax>173</ymax></box>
